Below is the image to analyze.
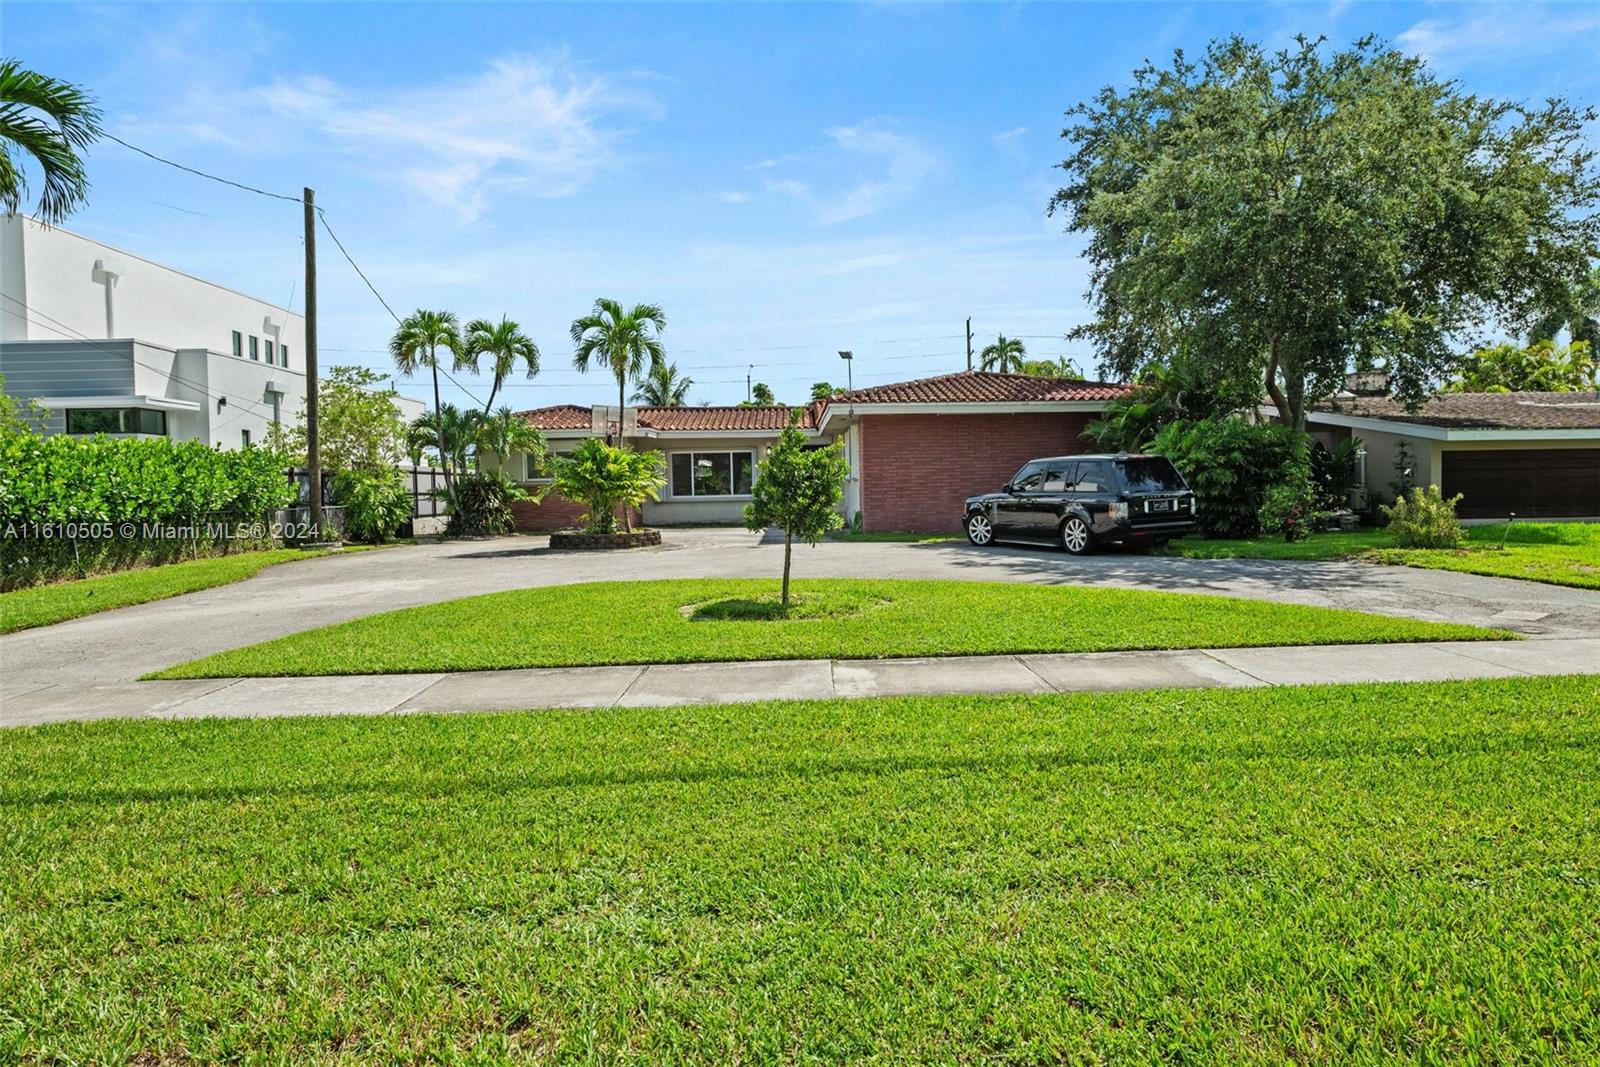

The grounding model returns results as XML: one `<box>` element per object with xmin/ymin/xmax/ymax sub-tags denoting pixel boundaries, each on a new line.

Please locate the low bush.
<box><xmin>334</xmin><ymin>469</ymin><xmax>413</xmax><ymax>544</ymax></box>
<box><xmin>441</xmin><ymin>471</ymin><xmax>526</xmax><ymax>538</ymax></box>
<box><xmin>1261</xmin><ymin>477</ymin><xmax>1316</xmax><ymax>542</ymax></box>
<box><xmin>0</xmin><ymin>435</ymin><xmax>294</xmax><ymax>590</ymax></box>
<box><xmin>1150</xmin><ymin>418</ymin><xmax>1302</xmax><ymax>538</ymax></box>
<box><xmin>550</xmin><ymin>439</ymin><xmax>665</xmax><ymax>535</ymax></box>
<box><xmin>1381</xmin><ymin>485</ymin><xmax>1464</xmax><ymax>549</ymax></box>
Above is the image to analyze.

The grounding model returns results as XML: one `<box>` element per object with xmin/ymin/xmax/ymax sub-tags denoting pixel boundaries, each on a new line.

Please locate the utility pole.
<box><xmin>747</xmin><ymin>365</ymin><xmax>753</xmax><ymax>404</ymax></box>
<box><xmin>965</xmin><ymin>316</ymin><xmax>973</xmax><ymax>371</ymax></box>
<box><xmin>303</xmin><ymin>186</ymin><xmax>326</xmax><ymax>542</ymax></box>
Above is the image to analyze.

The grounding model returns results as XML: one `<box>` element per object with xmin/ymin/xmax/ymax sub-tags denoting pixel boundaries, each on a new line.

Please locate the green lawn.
<box><xmin>4</xmin><ymin>675</ymin><xmax>1598</xmax><ymax>1062</ymax></box>
<box><xmin>151</xmin><ymin>578</ymin><xmax>1506</xmax><ymax>679</ymax></box>
<box><xmin>0</xmin><ymin>547</ymin><xmax>379</xmax><ymax>634</ymax></box>
<box><xmin>1164</xmin><ymin>521</ymin><xmax>1600</xmax><ymax>589</ymax></box>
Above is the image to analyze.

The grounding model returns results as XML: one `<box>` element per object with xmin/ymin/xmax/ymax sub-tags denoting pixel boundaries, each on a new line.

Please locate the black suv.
<box><xmin>963</xmin><ymin>453</ymin><xmax>1197</xmax><ymax>553</ymax></box>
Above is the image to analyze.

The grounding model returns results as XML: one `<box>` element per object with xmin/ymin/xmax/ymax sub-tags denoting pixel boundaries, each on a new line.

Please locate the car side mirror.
<box><xmin>1002</xmin><ymin>483</ymin><xmax>1013</xmax><ymax>494</ymax></box>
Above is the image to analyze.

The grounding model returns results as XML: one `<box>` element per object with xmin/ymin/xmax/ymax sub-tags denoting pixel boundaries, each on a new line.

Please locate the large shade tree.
<box><xmin>571</xmin><ymin>299</ymin><xmax>666</xmax><ymax>435</ymax></box>
<box><xmin>1051</xmin><ymin>35</ymin><xmax>1600</xmax><ymax>429</ymax></box>
<box><xmin>390</xmin><ymin>310</ymin><xmax>463</xmax><ymax>477</ymax></box>
<box><xmin>461</xmin><ymin>316</ymin><xmax>539</xmax><ymax>415</ymax></box>
<box><xmin>0</xmin><ymin>60</ymin><xmax>102</xmax><ymax>224</ymax></box>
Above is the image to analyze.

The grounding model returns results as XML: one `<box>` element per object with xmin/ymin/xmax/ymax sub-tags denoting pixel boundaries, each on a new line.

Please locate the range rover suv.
<box><xmin>963</xmin><ymin>453</ymin><xmax>1197</xmax><ymax>554</ymax></box>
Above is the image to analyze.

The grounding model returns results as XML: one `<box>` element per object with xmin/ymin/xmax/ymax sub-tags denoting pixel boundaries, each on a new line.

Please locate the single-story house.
<box><xmin>1304</xmin><ymin>391</ymin><xmax>1600</xmax><ymax>518</ymax></box>
<box><xmin>484</xmin><ymin>370</ymin><xmax>1134</xmax><ymax>532</ymax></box>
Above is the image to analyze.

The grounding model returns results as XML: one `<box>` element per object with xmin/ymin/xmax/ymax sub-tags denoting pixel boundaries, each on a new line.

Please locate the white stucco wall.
<box><xmin>0</xmin><ymin>216</ymin><xmax>305</xmax><ymax>367</ymax></box>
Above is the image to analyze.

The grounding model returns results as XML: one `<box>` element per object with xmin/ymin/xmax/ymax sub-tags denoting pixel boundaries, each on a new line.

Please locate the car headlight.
<box><xmin>1108</xmin><ymin>502</ymin><xmax>1127</xmax><ymax>521</ymax></box>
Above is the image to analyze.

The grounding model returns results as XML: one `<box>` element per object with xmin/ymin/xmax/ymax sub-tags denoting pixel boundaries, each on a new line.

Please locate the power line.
<box><xmin>317</xmin><ymin>211</ymin><xmax>400</xmax><ymax>323</ymax></box>
<box><xmin>102</xmin><ymin>133</ymin><xmax>305</xmax><ymax>205</ymax></box>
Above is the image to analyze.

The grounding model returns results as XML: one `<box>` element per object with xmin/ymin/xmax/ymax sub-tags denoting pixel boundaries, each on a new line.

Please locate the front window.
<box><xmin>231</xmin><ymin>331</ymin><xmax>242</xmax><ymax>357</ymax></box>
<box><xmin>249</xmin><ymin>336</ymin><xmax>259</xmax><ymax>361</ymax></box>
<box><xmin>264</xmin><ymin>340</ymin><xmax>274</xmax><ymax>363</ymax></box>
<box><xmin>526</xmin><ymin>449</ymin><xmax>574</xmax><ymax>482</ymax></box>
<box><xmin>671</xmin><ymin>451</ymin><xmax>755</xmax><ymax>497</ymax></box>
<box><xmin>279</xmin><ymin>344</ymin><xmax>289</xmax><ymax>368</ymax></box>
<box><xmin>241</xmin><ymin>428</ymin><xmax>251</xmax><ymax>447</ymax></box>
<box><xmin>1010</xmin><ymin>462</ymin><xmax>1047</xmax><ymax>493</ymax></box>
<box><xmin>65</xmin><ymin>408</ymin><xmax>168</xmax><ymax>435</ymax></box>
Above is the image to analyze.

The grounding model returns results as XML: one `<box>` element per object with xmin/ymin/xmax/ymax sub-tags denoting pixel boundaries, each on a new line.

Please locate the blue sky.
<box><xmin>9</xmin><ymin>1</ymin><xmax>1599</xmax><ymax>410</ymax></box>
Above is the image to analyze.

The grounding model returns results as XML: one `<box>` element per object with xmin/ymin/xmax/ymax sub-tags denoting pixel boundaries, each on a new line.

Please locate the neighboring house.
<box><xmin>486</xmin><ymin>371</ymin><xmax>1134</xmax><ymax>532</ymax></box>
<box><xmin>0</xmin><ymin>216</ymin><xmax>420</xmax><ymax>449</ymax></box>
<box><xmin>1304</xmin><ymin>392</ymin><xmax>1600</xmax><ymax>518</ymax></box>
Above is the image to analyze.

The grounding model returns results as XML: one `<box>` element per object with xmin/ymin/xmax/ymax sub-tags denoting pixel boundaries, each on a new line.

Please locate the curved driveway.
<box><xmin>6</xmin><ymin>527</ymin><xmax>1599</xmax><ymax>710</ymax></box>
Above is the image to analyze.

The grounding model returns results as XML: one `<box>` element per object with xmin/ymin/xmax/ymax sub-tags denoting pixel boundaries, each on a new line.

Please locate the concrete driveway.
<box><xmin>5</xmin><ymin>527</ymin><xmax>1599</xmax><ymax>720</ymax></box>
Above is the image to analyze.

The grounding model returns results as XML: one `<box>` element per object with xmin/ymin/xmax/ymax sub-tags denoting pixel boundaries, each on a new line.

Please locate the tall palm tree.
<box><xmin>571</xmin><ymin>298</ymin><xmax>666</xmax><ymax>435</ymax></box>
<box><xmin>980</xmin><ymin>334</ymin><xmax>1027</xmax><ymax>373</ymax></box>
<box><xmin>0</xmin><ymin>60</ymin><xmax>102</xmax><ymax>224</ymax></box>
<box><xmin>1530</xmin><ymin>266</ymin><xmax>1600</xmax><ymax>349</ymax></box>
<box><xmin>461</xmin><ymin>316</ymin><xmax>539</xmax><ymax>415</ymax></box>
<box><xmin>411</xmin><ymin>404</ymin><xmax>478</xmax><ymax>475</ymax></box>
<box><xmin>390</xmin><ymin>309</ymin><xmax>463</xmax><ymax>478</ymax></box>
<box><xmin>632</xmin><ymin>360</ymin><xmax>693</xmax><ymax>406</ymax></box>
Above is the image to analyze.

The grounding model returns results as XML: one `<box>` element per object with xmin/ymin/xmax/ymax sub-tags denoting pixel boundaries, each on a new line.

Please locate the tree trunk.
<box><xmin>482</xmin><ymin>377</ymin><xmax>499</xmax><ymax>417</ymax></box>
<box><xmin>782</xmin><ymin>530</ymin><xmax>792</xmax><ymax>606</ymax></box>
<box><xmin>618</xmin><ymin>372</ymin><xmax>632</xmax><ymax>533</ymax></box>
<box><xmin>1262</xmin><ymin>334</ymin><xmax>1295</xmax><ymax>428</ymax></box>
<box><xmin>430</xmin><ymin>343</ymin><xmax>449</xmax><ymax>487</ymax></box>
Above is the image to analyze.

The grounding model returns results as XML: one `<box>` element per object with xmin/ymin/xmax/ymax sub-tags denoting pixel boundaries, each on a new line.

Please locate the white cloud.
<box><xmin>764</xmin><ymin>120</ymin><xmax>938</xmax><ymax>224</ymax></box>
<box><xmin>1397</xmin><ymin>7</ymin><xmax>1600</xmax><ymax>67</ymax></box>
<box><xmin>249</xmin><ymin>54</ymin><xmax>662</xmax><ymax>218</ymax></box>
<box><xmin>713</xmin><ymin>190</ymin><xmax>751</xmax><ymax>204</ymax></box>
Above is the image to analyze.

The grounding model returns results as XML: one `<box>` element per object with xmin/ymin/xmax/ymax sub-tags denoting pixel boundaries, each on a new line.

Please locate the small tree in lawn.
<box><xmin>744</xmin><ymin>416</ymin><xmax>849</xmax><ymax>606</ymax></box>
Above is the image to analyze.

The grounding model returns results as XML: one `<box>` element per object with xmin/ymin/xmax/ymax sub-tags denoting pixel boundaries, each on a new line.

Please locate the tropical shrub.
<box><xmin>1149</xmin><ymin>418</ymin><xmax>1301</xmax><ymax>538</ymax></box>
<box><xmin>276</xmin><ymin>366</ymin><xmax>409</xmax><ymax>472</ymax></box>
<box><xmin>1381</xmin><ymin>486</ymin><xmax>1464</xmax><ymax>549</ymax></box>
<box><xmin>1261</xmin><ymin>474</ymin><xmax>1316</xmax><ymax>542</ymax></box>
<box><xmin>1310</xmin><ymin>437</ymin><xmax>1363</xmax><ymax>510</ymax></box>
<box><xmin>550</xmin><ymin>438</ymin><xmax>665</xmax><ymax>535</ymax></box>
<box><xmin>440</xmin><ymin>471</ymin><xmax>527</xmax><ymax>538</ymax></box>
<box><xmin>1087</xmin><ymin>363</ymin><xmax>1253</xmax><ymax>452</ymax></box>
<box><xmin>0</xmin><ymin>435</ymin><xmax>294</xmax><ymax>588</ymax></box>
<box><xmin>744</xmin><ymin>417</ymin><xmax>849</xmax><ymax>604</ymax></box>
<box><xmin>335</xmin><ymin>468</ymin><xmax>413</xmax><ymax>544</ymax></box>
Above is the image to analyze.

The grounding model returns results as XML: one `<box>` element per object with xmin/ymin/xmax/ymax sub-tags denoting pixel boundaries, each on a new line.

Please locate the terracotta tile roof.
<box><xmin>636</xmin><ymin>405</ymin><xmax>812</xmax><ymax>431</ymax></box>
<box><xmin>516</xmin><ymin>404</ymin><xmax>593</xmax><ymax>431</ymax></box>
<box><xmin>829</xmin><ymin>370</ymin><xmax>1133</xmax><ymax>405</ymax></box>
<box><xmin>1310</xmin><ymin>392</ymin><xmax>1600</xmax><ymax>431</ymax></box>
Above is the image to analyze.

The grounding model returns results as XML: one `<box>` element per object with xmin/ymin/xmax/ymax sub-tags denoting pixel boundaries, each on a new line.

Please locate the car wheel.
<box><xmin>965</xmin><ymin>512</ymin><xmax>995</xmax><ymax>546</ymax></box>
<box><xmin>1060</xmin><ymin>516</ymin><xmax>1093</xmax><ymax>555</ymax></box>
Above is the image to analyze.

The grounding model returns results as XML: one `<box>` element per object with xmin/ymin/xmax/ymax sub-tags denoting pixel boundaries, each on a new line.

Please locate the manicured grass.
<box><xmin>152</xmin><ymin>578</ymin><xmax>1506</xmax><ymax>678</ymax></box>
<box><xmin>4</xmin><ymin>676</ymin><xmax>1598</xmax><ymax>1062</ymax></box>
<box><xmin>0</xmin><ymin>547</ymin><xmax>389</xmax><ymax>634</ymax></box>
<box><xmin>1165</xmin><ymin>521</ymin><xmax>1600</xmax><ymax>589</ymax></box>
<box><xmin>1162</xmin><ymin>527</ymin><xmax>1391</xmax><ymax>561</ymax></box>
<box><xmin>832</xmin><ymin>530</ymin><xmax>958</xmax><ymax>542</ymax></box>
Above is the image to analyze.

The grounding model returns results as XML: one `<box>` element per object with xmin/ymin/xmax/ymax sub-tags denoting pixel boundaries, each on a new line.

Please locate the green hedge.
<box><xmin>1</xmin><ymin>435</ymin><xmax>296</xmax><ymax>590</ymax></box>
<box><xmin>1151</xmin><ymin>418</ymin><xmax>1303</xmax><ymax>538</ymax></box>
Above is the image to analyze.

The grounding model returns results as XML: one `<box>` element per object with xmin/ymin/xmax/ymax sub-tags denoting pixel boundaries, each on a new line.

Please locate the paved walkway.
<box><xmin>6</xmin><ymin>638</ymin><xmax>1597</xmax><ymax>728</ymax></box>
<box><xmin>5</xmin><ymin>529</ymin><xmax>1599</xmax><ymax>727</ymax></box>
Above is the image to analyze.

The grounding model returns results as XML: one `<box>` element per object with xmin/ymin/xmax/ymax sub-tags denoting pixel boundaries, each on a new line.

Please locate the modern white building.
<box><xmin>0</xmin><ymin>216</ymin><xmax>420</xmax><ymax>448</ymax></box>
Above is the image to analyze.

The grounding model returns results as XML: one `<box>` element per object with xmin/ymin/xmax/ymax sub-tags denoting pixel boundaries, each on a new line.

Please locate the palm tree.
<box><xmin>631</xmin><ymin>360</ymin><xmax>693</xmax><ymax>406</ymax></box>
<box><xmin>0</xmin><ymin>60</ymin><xmax>102</xmax><ymax>224</ymax></box>
<box><xmin>390</xmin><ymin>310</ymin><xmax>463</xmax><ymax>478</ymax></box>
<box><xmin>980</xmin><ymin>334</ymin><xmax>1027</xmax><ymax>373</ymax></box>
<box><xmin>461</xmin><ymin>316</ymin><xmax>539</xmax><ymax>415</ymax></box>
<box><xmin>570</xmin><ymin>298</ymin><xmax>666</xmax><ymax>435</ymax></box>
<box><xmin>1530</xmin><ymin>266</ymin><xmax>1600</xmax><ymax>349</ymax></box>
<box><xmin>411</xmin><ymin>404</ymin><xmax>478</xmax><ymax>475</ymax></box>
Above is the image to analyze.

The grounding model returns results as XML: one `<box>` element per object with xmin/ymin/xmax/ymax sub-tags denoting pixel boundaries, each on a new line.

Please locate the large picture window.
<box><xmin>65</xmin><ymin>408</ymin><xmax>168</xmax><ymax>435</ymax></box>
<box><xmin>526</xmin><ymin>448</ymin><xmax>575</xmax><ymax>482</ymax></box>
<box><xmin>671</xmin><ymin>451</ymin><xmax>754</xmax><ymax>497</ymax></box>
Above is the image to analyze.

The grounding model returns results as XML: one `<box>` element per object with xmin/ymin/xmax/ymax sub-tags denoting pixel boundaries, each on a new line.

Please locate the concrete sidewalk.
<box><xmin>6</xmin><ymin>637</ymin><xmax>1597</xmax><ymax>728</ymax></box>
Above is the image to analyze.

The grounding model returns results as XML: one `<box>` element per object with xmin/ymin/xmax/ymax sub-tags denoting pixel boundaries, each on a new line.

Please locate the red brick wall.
<box><xmin>859</xmin><ymin>412</ymin><xmax>1097</xmax><ymax>532</ymax></box>
<box><xmin>511</xmin><ymin>492</ymin><xmax>640</xmax><ymax>532</ymax></box>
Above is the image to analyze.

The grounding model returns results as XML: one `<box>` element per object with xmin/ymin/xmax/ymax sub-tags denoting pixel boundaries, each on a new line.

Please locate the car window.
<box><xmin>1116</xmin><ymin>457</ymin><xmax>1188</xmax><ymax>493</ymax></box>
<box><xmin>1011</xmin><ymin>462</ymin><xmax>1047</xmax><ymax>492</ymax></box>
<box><xmin>1072</xmin><ymin>462</ymin><xmax>1108</xmax><ymax>493</ymax></box>
<box><xmin>1040</xmin><ymin>464</ymin><xmax>1072</xmax><ymax>491</ymax></box>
